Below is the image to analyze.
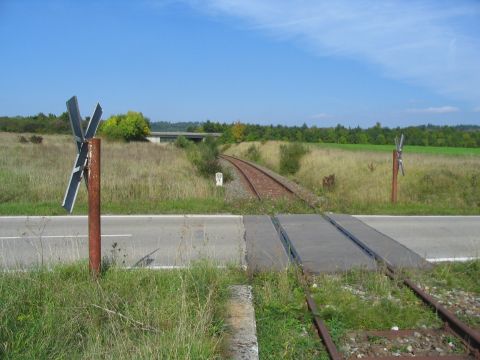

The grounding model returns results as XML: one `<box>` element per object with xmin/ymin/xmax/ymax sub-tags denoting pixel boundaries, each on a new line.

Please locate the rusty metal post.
<box><xmin>391</xmin><ymin>149</ymin><xmax>398</xmax><ymax>203</ymax></box>
<box><xmin>88</xmin><ymin>138</ymin><xmax>101</xmax><ymax>276</ymax></box>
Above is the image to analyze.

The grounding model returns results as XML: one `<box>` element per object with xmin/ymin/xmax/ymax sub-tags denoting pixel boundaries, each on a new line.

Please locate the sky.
<box><xmin>1</xmin><ymin>0</ymin><xmax>479</xmax><ymax>128</ymax></box>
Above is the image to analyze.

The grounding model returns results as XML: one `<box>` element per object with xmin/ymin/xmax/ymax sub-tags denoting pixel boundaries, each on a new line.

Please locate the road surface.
<box><xmin>0</xmin><ymin>215</ymin><xmax>245</xmax><ymax>269</ymax></box>
<box><xmin>354</xmin><ymin>215</ymin><xmax>480</xmax><ymax>262</ymax></box>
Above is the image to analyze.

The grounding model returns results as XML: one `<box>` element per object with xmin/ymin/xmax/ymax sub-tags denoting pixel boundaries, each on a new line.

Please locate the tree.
<box><xmin>100</xmin><ymin>111</ymin><xmax>150</xmax><ymax>141</ymax></box>
<box><xmin>231</xmin><ymin>121</ymin><xmax>246</xmax><ymax>143</ymax></box>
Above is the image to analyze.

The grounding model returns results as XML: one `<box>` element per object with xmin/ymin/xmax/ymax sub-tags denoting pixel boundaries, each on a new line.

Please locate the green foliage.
<box><xmin>29</xmin><ymin>135</ymin><xmax>43</xmax><ymax>144</ymax></box>
<box><xmin>244</xmin><ymin>144</ymin><xmax>261</xmax><ymax>162</ymax></box>
<box><xmin>0</xmin><ymin>112</ymin><xmax>71</xmax><ymax>134</ymax></box>
<box><xmin>311</xmin><ymin>270</ymin><xmax>441</xmax><ymax>341</ymax></box>
<box><xmin>252</xmin><ymin>269</ymin><xmax>327</xmax><ymax>359</ymax></box>
<box><xmin>174</xmin><ymin>135</ymin><xmax>192</xmax><ymax>149</ymax></box>
<box><xmin>100</xmin><ymin>111</ymin><xmax>150</xmax><ymax>141</ymax></box>
<box><xmin>0</xmin><ymin>262</ymin><xmax>244</xmax><ymax>359</ymax></box>
<box><xmin>187</xmin><ymin>136</ymin><xmax>222</xmax><ymax>178</ymax></box>
<box><xmin>279</xmin><ymin>142</ymin><xmax>308</xmax><ymax>175</ymax></box>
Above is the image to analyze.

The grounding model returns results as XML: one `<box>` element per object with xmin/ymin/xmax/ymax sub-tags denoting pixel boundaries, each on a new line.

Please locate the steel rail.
<box><xmin>324</xmin><ymin>213</ymin><xmax>480</xmax><ymax>357</ymax></box>
<box><xmin>220</xmin><ymin>154</ymin><xmax>296</xmax><ymax>197</ymax></box>
<box><xmin>219</xmin><ymin>155</ymin><xmax>262</xmax><ymax>199</ymax></box>
<box><xmin>270</xmin><ymin>216</ymin><xmax>343</xmax><ymax>360</ymax></box>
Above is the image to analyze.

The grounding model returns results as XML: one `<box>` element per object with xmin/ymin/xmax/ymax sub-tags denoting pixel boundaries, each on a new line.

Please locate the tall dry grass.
<box><xmin>0</xmin><ymin>132</ymin><xmax>218</xmax><ymax>207</ymax></box>
<box><xmin>225</xmin><ymin>141</ymin><xmax>480</xmax><ymax>214</ymax></box>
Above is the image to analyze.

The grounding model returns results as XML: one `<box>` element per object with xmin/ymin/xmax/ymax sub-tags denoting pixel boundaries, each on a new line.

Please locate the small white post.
<box><xmin>215</xmin><ymin>172</ymin><xmax>223</xmax><ymax>186</ymax></box>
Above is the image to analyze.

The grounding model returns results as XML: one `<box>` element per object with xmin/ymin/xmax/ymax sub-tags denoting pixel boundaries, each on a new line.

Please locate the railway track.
<box><xmin>219</xmin><ymin>154</ymin><xmax>295</xmax><ymax>200</ymax></box>
<box><xmin>221</xmin><ymin>153</ymin><xmax>480</xmax><ymax>359</ymax></box>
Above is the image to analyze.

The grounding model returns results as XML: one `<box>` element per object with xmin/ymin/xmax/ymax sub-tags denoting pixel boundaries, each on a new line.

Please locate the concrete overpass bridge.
<box><xmin>146</xmin><ymin>132</ymin><xmax>222</xmax><ymax>143</ymax></box>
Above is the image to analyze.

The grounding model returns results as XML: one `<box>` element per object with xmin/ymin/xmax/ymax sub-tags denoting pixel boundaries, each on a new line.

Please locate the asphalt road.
<box><xmin>354</xmin><ymin>215</ymin><xmax>480</xmax><ymax>262</ymax></box>
<box><xmin>0</xmin><ymin>215</ymin><xmax>245</xmax><ymax>269</ymax></box>
<box><xmin>1</xmin><ymin>215</ymin><xmax>479</xmax><ymax>270</ymax></box>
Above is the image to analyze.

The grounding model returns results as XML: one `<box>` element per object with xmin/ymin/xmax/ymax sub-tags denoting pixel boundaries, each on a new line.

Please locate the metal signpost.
<box><xmin>391</xmin><ymin>134</ymin><xmax>405</xmax><ymax>203</ymax></box>
<box><xmin>62</xmin><ymin>96</ymin><xmax>103</xmax><ymax>276</ymax></box>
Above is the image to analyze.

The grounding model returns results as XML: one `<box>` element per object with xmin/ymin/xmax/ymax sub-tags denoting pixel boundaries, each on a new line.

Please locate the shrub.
<box><xmin>245</xmin><ymin>144</ymin><xmax>261</xmax><ymax>162</ymax></box>
<box><xmin>29</xmin><ymin>135</ymin><xmax>43</xmax><ymax>144</ymax></box>
<box><xmin>187</xmin><ymin>136</ymin><xmax>222</xmax><ymax>178</ymax></box>
<box><xmin>175</xmin><ymin>135</ymin><xmax>191</xmax><ymax>148</ymax></box>
<box><xmin>220</xmin><ymin>143</ymin><xmax>231</xmax><ymax>152</ymax></box>
<box><xmin>279</xmin><ymin>142</ymin><xmax>308</xmax><ymax>175</ymax></box>
<box><xmin>100</xmin><ymin>111</ymin><xmax>150</xmax><ymax>141</ymax></box>
<box><xmin>18</xmin><ymin>135</ymin><xmax>28</xmax><ymax>143</ymax></box>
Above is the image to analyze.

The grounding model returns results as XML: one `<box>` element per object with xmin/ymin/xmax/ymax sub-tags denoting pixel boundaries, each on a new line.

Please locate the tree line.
<box><xmin>193</xmin><ymin>121</ymin><xmax>480</xmax><ymax>148</ymax></box>
<box><xmin>1</xmin><ymin>113</ymin><xmax>479</xmax><ymax>147</ymax></box>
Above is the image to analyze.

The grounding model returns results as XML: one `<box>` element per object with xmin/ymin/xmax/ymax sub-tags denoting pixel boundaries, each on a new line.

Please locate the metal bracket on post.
<box><xmin>62</xmin><ymin>96</ymin><xmax>103</xmax><ymax>276</ymax></box>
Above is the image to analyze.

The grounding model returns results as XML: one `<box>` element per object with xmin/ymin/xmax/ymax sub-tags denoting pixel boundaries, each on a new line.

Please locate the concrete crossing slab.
<box><xmin>0</xmin><ymin>215</ymin><xmax>246</xmax><ymax>269</ymax></box>
<box><xmin>276</xmin><ymin>214</ymin><xmax>376</xmax><ymax>273</ymax></box>
<box><xmin>354</xmin><ymin>215</ymin><xmax>480</xmax><ymax>262</ymax></box>
<box><xmin>326</xmin><ymin>214</ymin><xmax>431</xmax><ymax>269</ymax></box>
<box><xmin>243</xmin><ymin>215</ymin><xmax>289</xmax><ymax>271</ymax></box>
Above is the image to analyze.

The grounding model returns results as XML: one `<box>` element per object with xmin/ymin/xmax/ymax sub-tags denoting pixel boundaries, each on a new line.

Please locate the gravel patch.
<box><xmin>342</xmin><ymin>329</ymin><xmax>470</xmax><ymax>358</ymax></box>
<box><xmin>417</xmin><ymin>284</ymin><xmax>480</xmax><ymax>328</ymax></box>
<box><xmin>220</xmin><ymin>159</ymin><xmax>255</xmax><ymax>201</ymax></box>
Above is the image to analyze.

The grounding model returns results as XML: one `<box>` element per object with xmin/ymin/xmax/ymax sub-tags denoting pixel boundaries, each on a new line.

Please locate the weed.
<box><xmin>0</xmin><ymin>261</ymin><xmax>245</xmax><ymax>359</ymax></box>
<box><xmin>251</xmin><ymin>269</ymin><xmax>328</xmax><ymax>359</ymax></box>
<box><xmin>18</xmin><ymin>135</ymin><xmax>28</xmax><ymax>143</ymax></box>
<box><xmin>29</xmin><ymin>135</ymin><xmax>43</xmax><ymax>144</ymax></box>
<box><xmin>245</xmin><ymin>144</ymin><xmax>261</xmax><ymax>162</ymax></box>
<box><xmin>175</xmin><ymin>135</ymin><xmax>192</xmax><ymax>148</ymax></box>
<box><xmin>279</xmin><ymin>142</ymin><xmax>308</xmax><ymax>175</ymax></box>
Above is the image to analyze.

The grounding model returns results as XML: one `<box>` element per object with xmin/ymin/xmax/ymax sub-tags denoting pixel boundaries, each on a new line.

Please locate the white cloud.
<box><xmin>406</xmin><ymin>106</ymin><xmax>459</xmax><ymax>114</ymax></box>
<box><xmin>185</xmin><ymin>0</ymin><xmax>480</xmax><ymax>103</ymax></box>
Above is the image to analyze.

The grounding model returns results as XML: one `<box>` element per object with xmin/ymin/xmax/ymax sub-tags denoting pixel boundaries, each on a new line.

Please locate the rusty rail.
<box><xmin>324</xmin><ymin>213</ymin><xmax>480</xmax><ymax>358</ymax></box>
<box><xmin>219</xmin><ymin>155</ymin><xmax>261</xmax><ymax>199</ymax></box>
<box><xmin>220</xmin><ymin>154</ymin><xmax>294</xmax><ymax>200</ymax></box>
<box><xmin>270</xmin><ymin>216</ymin><xmax>343</xmax><ymax>360</ymax></box>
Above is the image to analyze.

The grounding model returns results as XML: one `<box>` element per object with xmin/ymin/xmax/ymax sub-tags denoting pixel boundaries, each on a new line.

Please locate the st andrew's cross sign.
<box><xmin>62</xmin><ymin>96</ymin><xmax>103</xmax><ymax>213</ymax></box>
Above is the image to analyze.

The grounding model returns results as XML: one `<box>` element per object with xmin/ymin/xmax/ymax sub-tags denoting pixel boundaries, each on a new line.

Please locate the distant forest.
<box><xmin>197</xmin><ymin>120</ymin><xmax>480</xmax><ymax>148</ymax></box>
<box><xmin>1</xmin><ymin>113</ymin><xmax>479</xmax><ymax>148</ymax></box>
<box><xmin>150</xmin><ymin>121</ymin><xmax>202</xmax><ymax>132</ymax></box>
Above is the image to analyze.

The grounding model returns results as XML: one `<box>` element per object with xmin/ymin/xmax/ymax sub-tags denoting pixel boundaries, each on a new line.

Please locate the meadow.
<box><xmin>0</xmin><ymin>132</ymin><xmax>311</xmax><ymax>215</ymax></box>
<box><xmin>224</xmin><ymin>141</ymin><xmax>480</xmax><ymax>214</ymax></box>
<box><xmin>0</xmin><ymin>262</ymin><xmax>244</xmax><ymax>359</ymax></box>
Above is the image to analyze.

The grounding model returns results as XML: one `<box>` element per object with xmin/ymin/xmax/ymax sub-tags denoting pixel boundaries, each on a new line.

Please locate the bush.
<box><xmin>175</xmin><ymin>135</ymin><xmax>191</xmax><ymax>148</ymax></box>
<box><xmin>100</xmin><ymin>111</ymin><xmax>150</xmax><ymax>141</ymax></box>
<box><xmin>279</xmin><ymin>143</ymin><xmax>308</xmax><ymax>175</ymax></box>
<box><xmin>29</xmin><ymin>135</ymin><xmax>43</xmax><ymax>144</ymax></box>
<box><xmin>187</xmin><ymin>136</ymin><xmax>222</xmax><ymax>178</ymax></box>
<box><xmin>18</xmin><ymin>135</ymin><xmax>28</xmax><ymax>143</ymax></box>
<box><xmin>245</xmin><ymin>144</ymin><xmax>261</xmax><ymax>162</ymax></box>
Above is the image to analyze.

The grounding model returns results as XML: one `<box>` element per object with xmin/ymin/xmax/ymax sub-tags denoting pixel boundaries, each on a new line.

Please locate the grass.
<box><xmin>408</xmin><ymin>260</ymin><xmax>480</xmax><ymax>328</ymax></box>
<box><xmin>224</xmin><ymin>141</ymin><xmax>480</xmax><ymax>215</ymax></box>
<box><xmin>251</xmin><ymin>269</ymin><xmax>328</xmax><ymax>360</ymax></box>
<box><xmin>310</xmin><ymin>270</ymin><xmax>442</xmax><ymax>345</ymax></box>
<box><xmin>0</xmin><ymin>261</ymin><xmax>246</xmax><ymax>359</ymax></box>
<box><xmin>0</xmin><ymin>132</ymin><xmax>313</xmax><ymax>215</ymax></box>
<box><xmin>315</xmin><ymin>143</ymin><xmax>480</xmax><ymax>156</ymax></box>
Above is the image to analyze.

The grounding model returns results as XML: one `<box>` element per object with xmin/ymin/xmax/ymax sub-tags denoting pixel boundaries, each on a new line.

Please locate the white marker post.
<box><xmin>216</xmin><ymin>172</ymin><xmax>223</xmax><ymax>186</ymax></box>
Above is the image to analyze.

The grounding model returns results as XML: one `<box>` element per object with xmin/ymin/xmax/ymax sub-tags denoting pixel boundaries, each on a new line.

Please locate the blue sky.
<box><xmin>1</xmin><ymin>0</ymin><xmax>479</xmax><ymax>127</ymax></box>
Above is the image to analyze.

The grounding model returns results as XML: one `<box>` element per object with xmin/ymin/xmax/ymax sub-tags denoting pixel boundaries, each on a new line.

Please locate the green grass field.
<box><xmin>0</xmin><ymin>132</ymin><xmax>312</xmax><ymax>215</ymax></box>
<box><xmin>0</xmin><ymin>262</ymin><xmax>245</xmax><ymax>359</ymax></box>
<box><xmin>315</xmin><ymin>143</ymin><xmax>480</xmax><ymax>156</ymax></box>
